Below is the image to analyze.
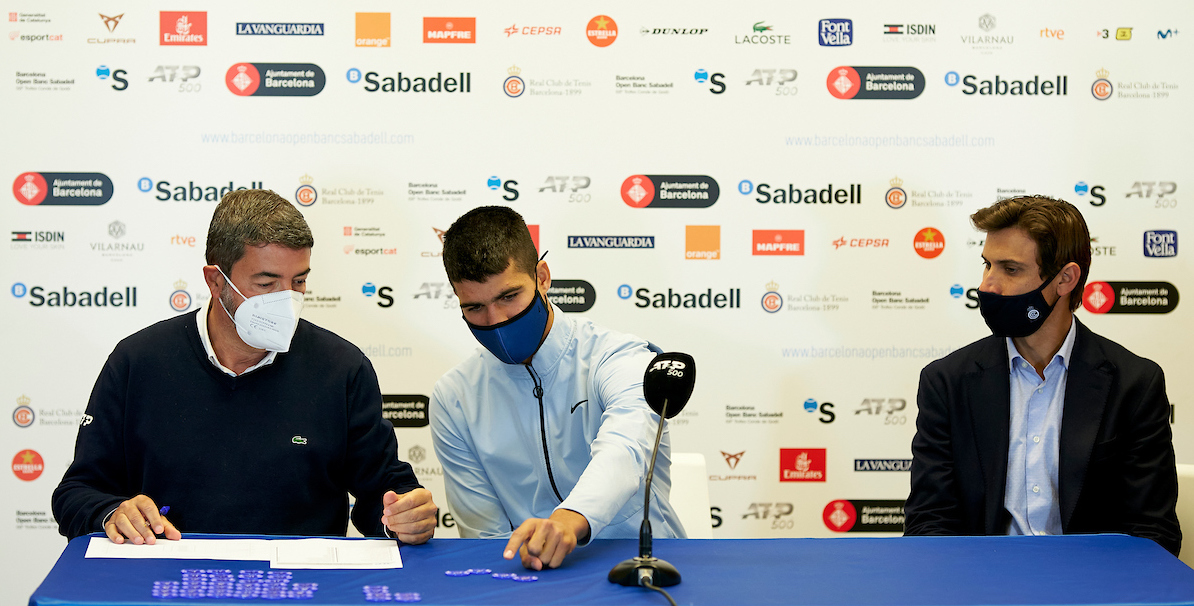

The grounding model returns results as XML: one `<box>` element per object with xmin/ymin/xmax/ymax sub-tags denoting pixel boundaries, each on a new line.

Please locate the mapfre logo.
<box><xmin>12</xmin><ymin>449</ymin><xmax>44</xmax><ymax>481</ymax></box>
<box><xmin>779</xmin><ymin>448</ymin><xmax>826</xmax><ymax>482</ymax></box>
<box><xmin>753</xmin><ymin>230</ymin><xmax>804</xmax><ymax>255</ymax></box>
<box><xmin>356</xmin><ymin>13</ymin><xmax>390</xmax><ymax>47</ymax></box>
<box><xmin>424</xmin><ymin>17</ymin><xmax>475</xmax><ymax>43</ymax></box>
<box><xmin>160</xmin><ymin>11</ymin><xmax>206</xmax><ymax>46</ymax></box>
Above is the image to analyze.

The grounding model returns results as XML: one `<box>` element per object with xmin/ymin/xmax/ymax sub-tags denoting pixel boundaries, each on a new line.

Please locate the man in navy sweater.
<box><xmin>53</xmin><ymin>190</ymin><xmax>437</xmax><ymax>545</ymax></box>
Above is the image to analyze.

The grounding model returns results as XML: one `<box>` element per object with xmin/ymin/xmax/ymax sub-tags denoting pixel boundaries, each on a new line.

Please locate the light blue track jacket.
<box><xmin>430</xmin><ymin>306</ymin><xmax>686</xmax><ymax>541</ymax></box>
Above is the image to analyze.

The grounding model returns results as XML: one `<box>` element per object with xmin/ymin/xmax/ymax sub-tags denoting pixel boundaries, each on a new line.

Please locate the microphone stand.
<box><xmin>608</xmin><ymin>397</ymin><xmax>681</xmax><ymax>588</ymax></box>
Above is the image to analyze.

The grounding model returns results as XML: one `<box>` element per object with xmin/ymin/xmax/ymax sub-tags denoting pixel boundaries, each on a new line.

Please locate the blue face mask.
<box><xmin>466</xmin><ymin>289</ymin><xmax>550</xmax><ymax>365</ymax></box>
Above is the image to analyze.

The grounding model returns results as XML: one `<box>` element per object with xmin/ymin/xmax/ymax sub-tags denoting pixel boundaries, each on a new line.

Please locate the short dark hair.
<box><xmin>971</xmin><ymin>195</ymin><xmax>1091</xmax><ymax>312</ymax></box>
<box><xmin>205</xmin><ymin>189</ymin><xmax>314</xmax><ymax>273</ymax></box>
<box><xmin>442</xmin><ymin>206</ymin><xmax>538</xmax><ymax>284</ymax></box>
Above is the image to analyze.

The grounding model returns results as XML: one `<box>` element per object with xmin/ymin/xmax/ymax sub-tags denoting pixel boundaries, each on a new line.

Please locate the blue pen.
<box><xmin>159</xmin><ymin>506</ymin><xmax>170</xmax><ymax>515</ymax></box>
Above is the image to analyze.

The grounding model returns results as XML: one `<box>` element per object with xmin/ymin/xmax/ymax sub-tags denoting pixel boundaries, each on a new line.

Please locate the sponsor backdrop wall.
<box><xmin>2</xmin><ymin>1</ymin><xmax>1191</xmax><ymax>600</ymax></box>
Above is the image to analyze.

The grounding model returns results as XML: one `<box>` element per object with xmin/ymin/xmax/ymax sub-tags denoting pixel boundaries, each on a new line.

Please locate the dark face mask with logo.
<box><xmin>466</xmin><ymin>289</ymin><xmax>550</xmax><ymax>365</ymax></box>
<box><xmin>977</xmin><ymin>271</ymin><xmax>1062</xmax><ymax>338</ymax></box>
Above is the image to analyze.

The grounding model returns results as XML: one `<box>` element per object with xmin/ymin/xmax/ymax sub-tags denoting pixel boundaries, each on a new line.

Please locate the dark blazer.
<box><xmin>905</xmin><ymin>318</ymin><xmax>1180</xmax><ymax>555</ymax></box>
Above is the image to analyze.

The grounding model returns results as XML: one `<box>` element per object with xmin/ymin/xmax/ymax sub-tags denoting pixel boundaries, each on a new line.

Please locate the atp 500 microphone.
<box><xmin>609</xmin><ymin>352</ymin><xmax>695</xmax><ymax>594</ymax></box>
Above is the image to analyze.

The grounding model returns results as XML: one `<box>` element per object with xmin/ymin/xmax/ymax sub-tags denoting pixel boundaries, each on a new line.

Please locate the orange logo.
<box><xmin>424</xmin><ymin>17</ymin><xmax>475</xmax><ymax>43</ymax></box>
<box><xmin>356</xmin><ymin>13</ymin><xmax>390</xmax><ymax>47</ymax></box>
<box><xmin>686</xmin><ymin>225</ymin><xmax>720</xmax><ymax>260</ymax></box>
<box><xmin>913</xmin><ymin>227</ymin><xmax>945</xmax><ymax>259</ymax></box>
<box><xmin>586</xmin><ymin>15</ymin><xmax>617</xmax><ymax>47</ymax></box>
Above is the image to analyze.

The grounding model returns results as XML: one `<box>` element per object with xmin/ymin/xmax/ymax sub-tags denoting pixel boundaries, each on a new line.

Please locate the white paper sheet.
<box><xmin>84</xmin><ymin>537</ymin><xmax>403</xmax><ymax>569</ymax></box>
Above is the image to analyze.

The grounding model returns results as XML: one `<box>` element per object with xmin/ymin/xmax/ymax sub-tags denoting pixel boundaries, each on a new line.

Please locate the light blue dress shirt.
<box><xmin>431</xmin><ymin>305</ymin><xmax>686</xmax><ymax>541</ymax></box>
<box><xmin>1003</xmin><ymin>318</ymin><xmax>1077</xmax><ymax>536</ymax></box>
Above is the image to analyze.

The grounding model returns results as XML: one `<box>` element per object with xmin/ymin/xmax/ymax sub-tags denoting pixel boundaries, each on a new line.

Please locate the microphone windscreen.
<box><xmin>642</xmin><ymin>352</ymin><xmax>695</xmax><ymax>418</ymax></box>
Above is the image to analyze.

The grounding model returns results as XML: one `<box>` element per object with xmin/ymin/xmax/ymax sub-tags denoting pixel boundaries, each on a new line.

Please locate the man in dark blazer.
<box><xmin>905</xmin><ymin>195</ymin><xmax>1180</xmax><ymax>556</ymax></box>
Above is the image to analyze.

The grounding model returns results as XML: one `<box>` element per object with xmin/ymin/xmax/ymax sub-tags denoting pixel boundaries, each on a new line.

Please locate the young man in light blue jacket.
<box><xmin>431</xmin><ymin>206</ymin><xmax>686</xmax><ymax>571</ymax></box>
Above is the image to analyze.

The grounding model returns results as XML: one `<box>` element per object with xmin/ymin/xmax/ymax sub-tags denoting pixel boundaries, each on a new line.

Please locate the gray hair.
<box><xmin>205</xmin><ymin>189</ymin><xmax>314</xmax><ymax>273</ymax></box>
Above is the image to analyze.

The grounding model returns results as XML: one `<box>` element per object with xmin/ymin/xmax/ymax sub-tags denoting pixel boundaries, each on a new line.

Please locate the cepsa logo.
<box><xmin>13</xmin><ymin>172</ymin><xmax>113</xmax><ymax>206</ymax></box>
<box><xmin>12</xmin><ymin>449</ymin><xmax>44</xmax><ymax>481</ymax></box>
<box><xmin>226</xmin><ymin>63</ymin><xmax>326</xmax><ymax>97</ymax></box>
<box><xmin>621</xmin><ymin>175</ymin><xmax>719</xmax><ymax>208</ymax></box>
<box><xmin>913</xmin><ymin>227</ymin><xmax>945</xmax><ymax>259</ymax></box>
<box><xmin>160</xmin><ymin>11</ymin><xmax>206</xmax><ymax>46</ymax></box>
<box><xmin>828</xmin><ymin>66</ymin><xmax>924</xmax><ymax>100</ymax></box>
<box><xmin>586</xmin><ymin>15</ymin><xmax>617</xmax><ymax>47</ymax></box>
<box><xmin>1083</xmin><ymin>281</ymin><xmax>1179</xmax><ymax>314</ymax></box>
<box><xmin>753</xmin><ymin>230</ymin><xmax>804</xmax><ymax>255</ymax></box>
<box><xmin>833</xmin><ymin>236</ymin><xmax>889</xmax><ymax>249</ymax></box>
<box><xmin>424</xmin><ymin>17</ymin><xmax>475</xmax><ymax>43</ymax></box>
<box><xmin>779</xmin><ymin>448</ymin><xmax>826</xmax><ymax>482</ymax></box>
<box><xmin>355</xmin><ymin>13</ymin><xmax>390</xmax><ymax>47</ymax></box>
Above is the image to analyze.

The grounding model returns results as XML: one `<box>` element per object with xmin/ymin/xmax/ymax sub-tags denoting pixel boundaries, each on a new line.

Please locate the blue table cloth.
<box><xmin>30</xmin><ymin>533</ymin><xmax>1194</xmax><ymax>605</ymax></box>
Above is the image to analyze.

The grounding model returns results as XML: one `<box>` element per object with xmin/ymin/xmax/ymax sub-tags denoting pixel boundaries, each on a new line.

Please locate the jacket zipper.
<box><xmin>526</xmin><ymin>363</ymin><xmax>564</xmax><ymax>502</ymax></box>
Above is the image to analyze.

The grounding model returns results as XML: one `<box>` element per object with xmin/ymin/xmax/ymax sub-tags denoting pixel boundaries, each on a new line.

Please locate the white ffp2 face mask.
<box><xmin>217</xmin><ymin>268</ymin><xmax>304</xmax><ymax>352</ymax></box>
